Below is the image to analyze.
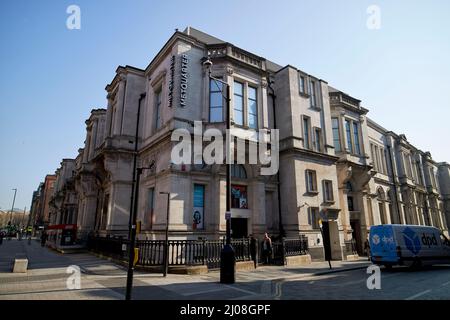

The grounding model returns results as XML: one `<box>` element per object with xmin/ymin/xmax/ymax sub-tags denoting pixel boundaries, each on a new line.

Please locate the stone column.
<box><xmin>261</xmin><ymin>79</ymin><xmax>269</xmax><ymax>129</ymax></box>
<box><xmin>251</xmin><ymin>180</ymin><xmax>266</xmax><ymax>237</ymax></box>
<box><xmin>77</xmin><ymin>174</ymin><xmax>98</xmax><ymax>240</ymax></box>
<box><xmin>113</xmin><ymin>76</ymin><xmax>126</xmax><ymax>136</ymax></box>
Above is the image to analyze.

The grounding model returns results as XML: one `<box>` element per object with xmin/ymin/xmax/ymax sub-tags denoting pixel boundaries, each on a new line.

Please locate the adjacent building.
<box><xmin>29</xmin><ymin>174</ymin><xmax>56</xmax><ymax>229</ymax></box>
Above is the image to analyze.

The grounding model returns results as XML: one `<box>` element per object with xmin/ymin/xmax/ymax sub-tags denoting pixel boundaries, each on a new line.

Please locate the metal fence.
<box><xmin>344</xmin><ymin>238</ymin><xmax>359</xmax><ymax>256</ymax></box>
<box><xmin>87</xmin><ymin>235</ymin><xmax>308</xmax><ymax>270</ymax></box>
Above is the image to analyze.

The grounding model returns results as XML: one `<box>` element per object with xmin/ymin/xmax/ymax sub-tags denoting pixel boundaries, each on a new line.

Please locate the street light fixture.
<box><xmin>9</xmin><ymin>188</ymin><xmax>17</xmax><ymax>225</ymax></box>
<box><xmin>202</xmin><ymin>56</ymin><xmax>236</xmax><ymax>284</ymax></box>
<box><xmin>125</xmin><ymin>92</ymin><xmax>148</xmax><ymax>301</ymax></box>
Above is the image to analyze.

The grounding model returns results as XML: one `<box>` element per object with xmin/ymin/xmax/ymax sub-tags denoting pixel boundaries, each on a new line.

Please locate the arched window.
<box><xmin>377</xmin><ymin>188</ymin><xmax>385</xmax><ymax>201</ymax></box>
<box><xmin>387</xmin><ymin>189</ymin><xmax>395</xmax><ymax>224</ymax></box>
<box><xmin>377</xmin><ymin>188</ymin><xmax>387</xmax><ymax>224</ymax></box>
<box><xmin>386</xmin><ymin>189</ymin><xmax>393</xmax><ymax>202</ymax></box>
<box><xmin>231</xmin><ymin>165</ymin><xmax>247</xmax><ymax>179</ymax></box>
<box><xmin>346</xmin><ymin>181</ymin><xmax>353</xmax><ymax>192</ymax></box>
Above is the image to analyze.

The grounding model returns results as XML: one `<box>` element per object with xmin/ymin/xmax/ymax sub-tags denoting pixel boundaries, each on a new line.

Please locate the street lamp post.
<box><xmin>160</xmin><ymin>191</ymin><xmax>171</xmax><ymax>277</ymax></box>
<box><xmin>9</xmin><ymin>188</ymin><xmax>17</xmax><ymax>225</ymax></box>
<box><xmin>202</xmin><ymin>56</ymin><xmax>236</xmax><ymax>284</ymax></box>
<box><xmin>125</xmin><ymin>92</ymin><xmax>147</xmax><ymax>301</ymax></box>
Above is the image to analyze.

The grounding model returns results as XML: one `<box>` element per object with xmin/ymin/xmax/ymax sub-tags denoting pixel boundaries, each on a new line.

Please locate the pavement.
<box><xmin>1</xmin><ymin>238</ymin><xmax>449</xmax><ymax>300</ymax></box>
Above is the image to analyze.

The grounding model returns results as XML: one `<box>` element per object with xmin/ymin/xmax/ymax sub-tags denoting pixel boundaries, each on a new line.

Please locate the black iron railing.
<box><xmin>87</xmin><ymin>235</ymin><xmax>308</xmax><ymax>269</ymax></box>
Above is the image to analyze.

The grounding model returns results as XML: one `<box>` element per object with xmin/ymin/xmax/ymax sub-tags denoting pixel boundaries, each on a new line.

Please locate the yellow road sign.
<box><xmin>133</xmin><ymin>248</ymin><xmax>139</xmax><ymax>266</ymax></box>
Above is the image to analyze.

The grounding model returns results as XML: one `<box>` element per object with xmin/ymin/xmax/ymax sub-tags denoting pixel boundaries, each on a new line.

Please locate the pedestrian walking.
<box><xmin>262</xmin><ymin>233</ymin><xmax>273</xmax><ymax>264</ymax></box>
<box><xmin>40</xmin><ymin>231</ymin><xmax>47</xmax><ymax>247</ymax></box>
<box><xmin>0</xmin><ymin>232</ymin><xmax>4</xmax><ymax>245</ymax></box>
<box><xmin>364</xmin><ymin>237</ymin><xmax>371</xmax><ymax>261</ymax></box>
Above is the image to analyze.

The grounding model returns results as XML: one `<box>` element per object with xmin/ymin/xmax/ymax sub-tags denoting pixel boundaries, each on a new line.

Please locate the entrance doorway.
<box><xmin>350</xmin><ymin>220</ymin><xmax>362</xmax><ymax>255</ymax></box>
<box><xmin>231</xmin><ymin>218</ymin><xmax>248</xmax><ymax>239</ymax></box>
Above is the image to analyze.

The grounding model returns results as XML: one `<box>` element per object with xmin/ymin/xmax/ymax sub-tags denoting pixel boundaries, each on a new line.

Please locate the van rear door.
<box><xmin>370</xmin><ymin>225</ymin><xmax>398</xmax><ymax>264</ymax></box>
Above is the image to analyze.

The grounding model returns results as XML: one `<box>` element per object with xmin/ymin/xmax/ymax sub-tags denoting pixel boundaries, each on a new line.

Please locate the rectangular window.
<box><xmin>154</xmin><ymin>88</ymin><xmax>162</xmax><ymax>129</ymax></box>
<box><xmin>323</xmin><ymin>180</ymin><xmax>334</xmax><ymax>202</ymax></box>
<box><xmin>416</xmin><ymin>163</ymin><xmax>423</xmax><ymax>185</ymax></box>
<box><xmin>345</xmin><ymin>120</ymin><xmax>353</xmax><ymax>153</ymax></box>
<box><xmin>303</xmin><ymin>116</ymin><xmax>311</xmax><ymax>149</ymax></box>
<box><xmin>313</xmin><ymin>127</ymin><xmax>322</xmax><ymax>152</ymax></box>
<box><xmin>299</xmin><ymin>76</ymin><xmax>306</xmax><ymax>94</ymax></box>
<box><xmin>310</xmin><ymin>80</ymin><xmax>316</xmax><ymax>108</ymax></box>
<box><xmin>405</xmin><ymin>154</ymin><xmax>412</xmax><ymax>178</ymax></box>
<box><xmin>231</xmin><ymin>185</ymin><xmax>248</xmax><ymax>209</ymax></box>
<box><xmin>379</xmin><ymin>148</ymin><xmax>386</xmax><ymax>174</ymax></box>
<box><xmin>308</xmin><ymin>207</ymin><xmax>320</xmax><ymax>230</ymax></box>
<box><xmin>209</xmin><ymin>79</ymin><xmax>223</xmax><ymax>122</ymax></box>
<box><xmin>193</xmin><ymin>184</ymin><xmax>205</xmax><ymax>230</ymax></box>
<box><xmin>353</xmin><ymin>122</ymin><xmax>361</xmax><ymax>155</ymax></box>
<box><xmin>370</xmin><ymin>143</ymin><xmax>377</xmax><ymax>171</ymax></box>
<box><xmin>233</xmin><ymin>81</ymin><xmax>244</xmax><ymax>126</ymax></box>
<box><xmin>382</xmin><ymin>149</ymin><xmax>388</xmax><ymax>174</ymax></box>
<box><xmin>430</xmin><ymin>167</ymin><xmax>437</xmax><ymax>188</ymax></box>
<box><xmin>375</xmin><ymin>146</ymin><xmax>381</xmax><ymax>173</ymax></box>
<box><xmin>347</xmin><ymin>196</ymin><xmax>354</xmax><ymax>211</ymax></box>
<box><xmin>146</xmin><ymin>188</ymin><xmax>155</xmax><ymax>229</ymax></box>
<box><xmin>247</xmin><ymin>86</ymin><xmax>258</xmax><ymax>129</ymax></box>
<box><xmin>305</xmin><ymin>170</ymin><xmax>317</xmax><ymax>193</ymax></box>
<box><xmin>331</xmin><ymin>118</ymin><xmax>341</xmax><ymax>152</ymax></box>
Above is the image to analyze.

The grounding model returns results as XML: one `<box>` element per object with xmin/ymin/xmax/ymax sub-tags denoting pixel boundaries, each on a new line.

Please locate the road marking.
<box><xmin>441</xmin><ymin>281</ymin><xmax>450</xmax><ymax>287</ymax></box>
<box><xmin>405</xmin><ymin>289</ymin><xmax>432</xmax><ymax>300</ymax></box>
<box><xmin>274</xmin><ymin>280</ymin><xmax>283</xmax><ymax>300</ymax></box>
<box><xmin>182</xmin><ymin>287</ymin><xmax>224</xmax><ymax>296</ymax></box>
<box><xmin>224</xmin><ymin>284</ymin><xmax>258</xmax><ymax>296</ymax></box>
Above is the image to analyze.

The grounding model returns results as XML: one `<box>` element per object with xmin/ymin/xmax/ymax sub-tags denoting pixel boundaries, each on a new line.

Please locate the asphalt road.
<box><xmin>1</xmin><ymin>239</ymin><xmax>449</xmax><ymax>300</ymax></box>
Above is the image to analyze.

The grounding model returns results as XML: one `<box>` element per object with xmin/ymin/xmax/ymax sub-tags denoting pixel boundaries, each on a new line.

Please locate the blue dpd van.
<box><xmin>370</xmin><ymin>224</ymin><xmax>450</xmax><ymax>268</ymax></box>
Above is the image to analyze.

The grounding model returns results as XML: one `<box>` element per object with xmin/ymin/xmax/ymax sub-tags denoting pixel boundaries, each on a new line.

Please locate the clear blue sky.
<box><xmin>1</xmin><ymin>0</ymin><xmax>449</xmax><ymax>210</ymax></box>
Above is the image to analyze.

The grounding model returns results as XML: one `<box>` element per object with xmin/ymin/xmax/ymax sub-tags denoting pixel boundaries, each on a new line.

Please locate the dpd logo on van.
<box><xmin>402</xmin><ymin>227</ymin><xmax>421</xmax><ymax>255</ymax></box>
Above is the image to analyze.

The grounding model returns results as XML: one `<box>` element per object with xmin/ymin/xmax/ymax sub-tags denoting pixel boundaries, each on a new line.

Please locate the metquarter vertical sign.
<box><xmin>180</xmin><ymin>53</ymin><xmax>188</xmax><ymax>107</ymax></box>
<box><xmin>168</xmin><ymin>55</ymin><xmax>175</xmax><ymax>107</ymax></box>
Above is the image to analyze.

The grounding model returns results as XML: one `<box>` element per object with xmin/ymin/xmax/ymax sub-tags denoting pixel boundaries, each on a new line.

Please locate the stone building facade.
<box><xmin>48</xmin><ymin>159</ymin><xmax>78</xmax><ymax>226</ymax></box>
<box><xmin>33</xmin><ymin>27</ymin><xmax>450</xmax><ymax>261</ymax></box>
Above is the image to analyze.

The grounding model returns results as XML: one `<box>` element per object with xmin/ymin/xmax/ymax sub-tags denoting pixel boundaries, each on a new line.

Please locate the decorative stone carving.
<box><xmin>261</xmin><ymin>79</ymin><xmax>268</xmax><ymax>89</ymax></box>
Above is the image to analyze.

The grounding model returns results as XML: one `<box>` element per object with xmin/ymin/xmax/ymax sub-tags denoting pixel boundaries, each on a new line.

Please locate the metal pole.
<box><xmin>220</xmin><ymin>81</ymin><xmax>236</xmax><ymax>284</ymax></box>
<box><xmin>225</xmin><ymin>84</ymin><xmax>232</xmax><ymax>245</ymax></box>
<box><xmin>125</xmin><ymin>93</ymin><xmax>146</xmax><ymax>301</ymax></box>
<box><xmin>163</xmin><ymin>192</ymin><xmax>170</xmax><ymax>277</ymax></box>
<box><xmin>9</xmin><ymin>188</ymin><xmax>17</xmax><ymax>224</ymax></box>
<box><xmin>267</xmin><ymin>77</ymin><xmax>285</xmax><ymax>238</ymax></box>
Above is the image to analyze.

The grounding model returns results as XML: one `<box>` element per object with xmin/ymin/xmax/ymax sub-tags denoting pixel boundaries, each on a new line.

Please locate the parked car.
<box><xmin>370</xmin><ymin>224</ymin><xmax>450</xmax><ymax>269</ymax></box>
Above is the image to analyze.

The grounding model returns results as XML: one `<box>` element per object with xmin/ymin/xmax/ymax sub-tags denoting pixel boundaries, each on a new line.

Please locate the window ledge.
<box><xmin>306</xmin><ymin>191</ymin><xmax>319</xmax><ymax>196</ymax></box>
<box><xmin>310</xmin><ymin>106</ymin><xmax>322</xmax><ymax>112</ymax></box>
<box><xmin>299</xmin><ymin>92</ymin><xmax>310</xmax><ymax>98</ymax></box>
<box><xmin>323</xmin><ymin>200</ymin><xmax>335</xmax><ymax>205</ymax></box>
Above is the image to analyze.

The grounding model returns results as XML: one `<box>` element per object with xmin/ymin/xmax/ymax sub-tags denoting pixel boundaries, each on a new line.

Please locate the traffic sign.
<box><xmin>225</xmin><ymin>211</ymin><xmax>231</xmax><ymax>220</ymax></box>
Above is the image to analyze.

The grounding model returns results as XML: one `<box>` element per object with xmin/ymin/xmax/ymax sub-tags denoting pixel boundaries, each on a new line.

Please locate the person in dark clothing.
<box><xmin>364</xmin><ymin>237</ymin><xmax>371</xmax><ymax>261</ymax></box>
<box><xmin>40</xmin><ymin>231</ymin><xmax>48</xmax><ymax>247</ymax></box>
<box><xmin>262</xmin><ymin>233</ymin><xmax>273</xmax><ymax>264</ymax></box>
<box><xmin>0</xmin><ymin>232</ymin><xmax>4</xmax><ymax>245</ymax></box>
